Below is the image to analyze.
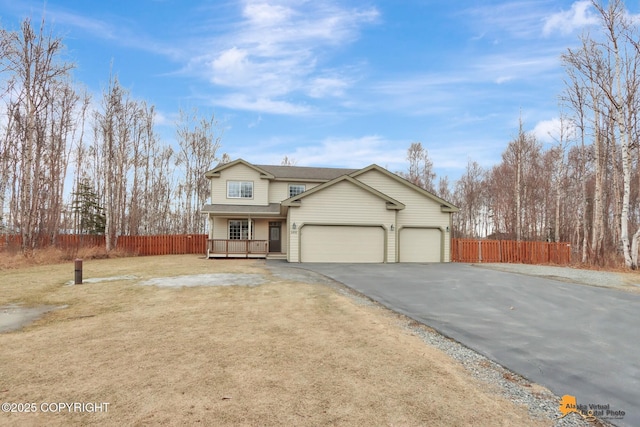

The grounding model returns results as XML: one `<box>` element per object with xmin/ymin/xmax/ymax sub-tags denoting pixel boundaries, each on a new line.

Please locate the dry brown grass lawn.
<box><xmin>0</xmin><ymin>255</ymin><xmax>549</xmax><ymax>426</ymax></box>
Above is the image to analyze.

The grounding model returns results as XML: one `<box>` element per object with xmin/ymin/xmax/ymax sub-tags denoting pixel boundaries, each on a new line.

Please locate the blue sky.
<box><xmin>0</xmin><ymin>0</ymin><xmax>619</xmax><ymax>182</ymax></box>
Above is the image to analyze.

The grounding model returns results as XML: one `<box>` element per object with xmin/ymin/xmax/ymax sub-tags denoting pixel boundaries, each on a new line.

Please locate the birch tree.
<box><xmin>401</xmin><ymin>142</ymin><xmax>436</xmax><ymax>192</ymax></box>
<box><xmin>594</xmin><ymin>0</ymin><xmax>640</xmax><ymax>268</ymax></box>
<box><xmin>562</xmin><ymin>63</ymin><xmax>591</xmax><ymax>262</ymax></box>
<box><xmin>175</xmin><ymin>108</ymin><xmax>221</xmax><ymax>234</ymax></box>
<box><xmin>0</xmin><ymin>17</ymin><xmax>76</xmax><ymax>251</ymax></box>
<box><xmin>562</xmin><ymin>33</ymin><xmax>608</xmax><ymax>262</ymax></box>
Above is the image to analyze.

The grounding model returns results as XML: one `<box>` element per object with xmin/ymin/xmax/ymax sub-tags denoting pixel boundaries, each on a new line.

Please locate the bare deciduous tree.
<box><xmin>561</xmin><ymin>0</ymin><xmax>640</xmax><ymax>268</ymax></box>
<box><xmin>281</xmin><ymin>156</ymin><xmax>297</xmax><ymax>166</ymax></box>
<box><xmin>400</xmin><ymin>142</ymin><xmax>436</xmax><ymax>192</ymax></box>
<box><xmin>175</xmin><ymin>108</ymin><xmax>222</xmax><ymax>234</ymax></box>
<box><xmin>0</xmin><ymin>17</ymin><xmax>76</xmax><ymax>251</ymax></box>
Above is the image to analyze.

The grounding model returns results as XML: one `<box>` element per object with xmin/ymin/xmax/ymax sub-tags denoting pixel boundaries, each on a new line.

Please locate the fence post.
<box><xmin>74</xmin><ymin>259</ymin><xmax>83</xmax><ymax>285</ymax></box>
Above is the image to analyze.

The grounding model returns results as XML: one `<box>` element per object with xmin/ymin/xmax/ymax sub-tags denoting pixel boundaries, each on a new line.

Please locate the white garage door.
<box><xmin>301</xmin><ymin>225</ymin><xmax>385</xmax><ymax>263</ymax></box>
<box><xmin>399</xmin><ymin>228</ymin><xmax>441</xmax><ymax>262</ymax></box>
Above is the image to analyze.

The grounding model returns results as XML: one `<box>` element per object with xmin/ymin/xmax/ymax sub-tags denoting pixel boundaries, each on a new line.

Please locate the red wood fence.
<box><xmin>2</xmin><ymin>234</ymin><xmax>571</xmax><ymax>264</ymax></box>
<box><xmin>0</xmin><ymin>234</ymin><xmax>208</xmax><ymax>256</ymax></box>
<box><xmin>451</xmin><ymin>239</ymin><xmax>571</xmax><ymax>265</ymax></box>
<box><xmin>118</xmin><ymin>235</ymin><xmax>207</xmax><ymax>256</ymax></box>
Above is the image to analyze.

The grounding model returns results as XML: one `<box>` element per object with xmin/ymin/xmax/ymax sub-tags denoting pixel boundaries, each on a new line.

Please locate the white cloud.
<box><xmin>242</xmin><ymin>2</ymin><xmax>294</xmax><ymax>26</ymax></box>
<box><xmin>474</xmin><ymin>52</ymin><xmax>560</xmax><ymax>82</ymax></box>
<box><xmin>307</xmin><ymin>76</ymin><xmax>350</xmax><ymax>98</ymax></box>
<box><xmin>231</xmin><ymin>135</ymin><xmax>405</xmax><ymax>169</ymax></box>
<box><xmin>212</xmin><ymin>47</ymin><xmax>249</xmax><ymax>73</ymax></box>
<box><xmin>209</xmin><ymin>47</ymin><xmax>252</xmax><ymax>86</ymax></box>
<box><xmin>211</xmin><ymin>94</ymin><xmax>310</xmax><ymax>115</ymax></box>
<box><xmin>532</xmin><ymin>117</ymin><xmax>577</xmax><ymax>144</ymax></box>
<box><xmin>463</xmin><ymin>2</ymin><xmax>551</xmax><ymax>39</ymax></box>
<box><xmin>44</xmin><ymin>7</ymin><xmax>183</xmax><ymax>58</ymax></box>
<box><xmin>187</xmin><ymin>0</ymin><xmax>379</xmax><ymax>114</ymax></box>
<box><xmin>152</xmin><ymin>109</ymin><xmax>174</xmax><ymax>127</ymax></box>
<box><xmin>292</xmin><ymin>136</ymin><xmax>402</xmax><ymax>168</ymax></box>
<box><xmin>495</xmin><ymin>76</ymin><xmax>514</xmax><ymax>84</ymax></box>
<box><xmin>543</xmin><ymin>1</ymin><xmax>599</xmax><ymax>36</ymax></box>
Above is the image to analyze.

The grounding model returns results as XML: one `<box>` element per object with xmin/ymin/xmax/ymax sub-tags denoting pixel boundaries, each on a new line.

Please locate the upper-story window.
<box><xmin>227</xmin><ymin>181</ymin><xmax>253</xmax><ymax>199</ymax></box>
<box><xmin>289</xmin><ymin>184</ymin><xmax>306</xmax><ymax>198</ymax></box>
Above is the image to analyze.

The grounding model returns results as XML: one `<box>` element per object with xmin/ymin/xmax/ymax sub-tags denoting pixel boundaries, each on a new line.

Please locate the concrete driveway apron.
<box><xmin>297</xmin><ymin>263</ymin><xmax>640</xmax><ymax>427</ymax></box>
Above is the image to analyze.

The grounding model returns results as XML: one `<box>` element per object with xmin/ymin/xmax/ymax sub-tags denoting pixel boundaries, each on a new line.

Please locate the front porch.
<box><xmin>203</xmin><ymin>207</ymin><xmax>288</xmax><ymax>259</ymax></box>
<box><xmin>207</xmin><ymin>239</ymin><xmax>269</xmax><ymax>258</ymax></box>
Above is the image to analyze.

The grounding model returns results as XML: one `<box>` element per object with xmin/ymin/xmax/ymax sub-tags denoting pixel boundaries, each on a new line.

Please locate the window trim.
<box><xmin>227</xmin><ymin>181</ymin><xmax>254</xmax><ymax>199</ymax></box>
<box><xmin>288</xmin><ymin>184</ymin><xmax>306</xmax><ymax>198</ymax></box>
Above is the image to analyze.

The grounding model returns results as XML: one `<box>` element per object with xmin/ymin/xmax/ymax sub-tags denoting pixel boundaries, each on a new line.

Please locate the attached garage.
<box><xmin>399</xmin><ymin>227</ymin><xmax>442</xmax><ymax>262</ymax></box>
<box><xmin>300</xmin><ymin>225</ymin><xmax>385</xmax><ymax>263</ymax></box>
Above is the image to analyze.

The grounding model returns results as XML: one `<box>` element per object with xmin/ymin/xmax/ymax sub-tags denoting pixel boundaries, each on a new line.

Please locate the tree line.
<box><xmin>3</xmin><ymin>1</ymin><xmax>640</xmax><ymax>268</ymax></box>
<box><xmin>0</xmin><ymin>17</ymin><xmax>222</xmax><ymax>252</ymax></box>
<box><xmin>407</xmin><ymin>0</ymin><xmax>640</xmax><ymax>268</ymax></box>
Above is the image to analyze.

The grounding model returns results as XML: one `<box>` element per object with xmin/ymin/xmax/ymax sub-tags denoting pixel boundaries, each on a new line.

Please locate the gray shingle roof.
<box><xmin>254</xmin><ymin>164</ymin><xmax>358</xmax><ymax>181</ymax></box>
<box><xmin>201</xmin><ymin>203</ymin><xmax>282</xmax><ymax>215</ymax></box>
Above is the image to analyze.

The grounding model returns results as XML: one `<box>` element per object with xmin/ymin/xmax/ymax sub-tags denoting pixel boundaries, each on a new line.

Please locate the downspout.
<box><xmin>394</xmin><ymin>210</ymin><xmax>399</xmax><ymax>262</ymax></box>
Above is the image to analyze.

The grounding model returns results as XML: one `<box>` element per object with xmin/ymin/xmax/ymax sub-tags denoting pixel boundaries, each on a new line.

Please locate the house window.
<box><xmin>289</xmin><ymin>184</ymin><xmax>305</xmax><ymax>197</ymax></box>
<box><xmin>227</xmin><ymin>181</ymin><xmax>253</xmax><ymax>199</ymax></box>
<box><xmin>229</xmin><ymin>220</ymin><xmax>254</xmax><ymax>240</ymax></box>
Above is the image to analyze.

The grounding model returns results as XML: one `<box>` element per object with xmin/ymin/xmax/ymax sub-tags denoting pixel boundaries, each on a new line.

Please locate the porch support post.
<box><xmin>247</xmin><ymin>215</ymin><xmax>252</xmax><ymax>255</ymax></box>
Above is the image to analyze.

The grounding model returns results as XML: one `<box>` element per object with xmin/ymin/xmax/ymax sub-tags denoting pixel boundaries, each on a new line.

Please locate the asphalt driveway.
<box><xmin>296</xmin><ymin>263</ymin><xmax>640</xmax><ymax>427</ymax></box>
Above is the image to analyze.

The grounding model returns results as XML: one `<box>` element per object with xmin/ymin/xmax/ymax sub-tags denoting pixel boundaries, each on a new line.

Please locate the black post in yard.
<box><xmin>74</xmin><ymin>259</ymin><xmax>83</xmax><ymax>285</ymax></box>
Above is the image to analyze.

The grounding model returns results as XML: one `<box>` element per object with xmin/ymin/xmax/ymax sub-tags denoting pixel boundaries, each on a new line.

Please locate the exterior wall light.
<box><xmin>390</xmin><ymin>224</ymin><xmax>394</xmax><ymax>231</ymax></box>
<box><xmin>292</xmin><ymin>223</ymin><xmax>297</xmax><ymax>231</ymax></box>
<box><xmin>446</xmin><ymin>226</ymin><xmax>450</xmax><ymax>232</ymax></box>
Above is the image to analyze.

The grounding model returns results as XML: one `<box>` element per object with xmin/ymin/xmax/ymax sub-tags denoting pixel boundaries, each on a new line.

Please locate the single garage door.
<box><xmin>301</xmin><ymin>225</ymin><xmax>385</xmax><ymax>263</ymax></box>
<box><xmin>399</xmin><ymin>228</ymin><xmax>441</xmax><ymax>262</ymax></box>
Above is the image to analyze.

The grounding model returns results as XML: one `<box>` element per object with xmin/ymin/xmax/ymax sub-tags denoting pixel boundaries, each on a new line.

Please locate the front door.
<box><xmin>269</xmin><ymin>222</ymin><xmax>281</xmax><ymax>253</ymax></box>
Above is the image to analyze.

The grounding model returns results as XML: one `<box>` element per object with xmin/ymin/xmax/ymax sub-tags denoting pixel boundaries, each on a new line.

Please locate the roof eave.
<box><xmin>204</xmin><ymin>159</ymin><xmax>275</xmax><ymax>179</ymax></box>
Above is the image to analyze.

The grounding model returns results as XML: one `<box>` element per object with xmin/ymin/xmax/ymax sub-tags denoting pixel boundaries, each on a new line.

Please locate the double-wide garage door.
<box><xmin>300</xmin><ymin>225</ymin><xmax>385</xmax><ymax>263</ymax></box>
<box><xmin>300</xmin><ymin>225</ymin><xmax>442</xmax><ymax>263</ymax></box>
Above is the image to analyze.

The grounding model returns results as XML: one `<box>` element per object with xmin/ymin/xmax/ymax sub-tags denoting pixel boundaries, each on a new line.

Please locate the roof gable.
<box><xmin>282</xmin><ymin>174</ymin><xmax>405</xmax><ymax>210</ymax></box>
<box><xmin>350</xmin><ymin>164</ymin><xmax>459</xmax><ymax>213</ymax></box>
<box><xmin>204</xmin><ymin>159</ymin><xmax>274</xmax><ymax>179</ymax></box>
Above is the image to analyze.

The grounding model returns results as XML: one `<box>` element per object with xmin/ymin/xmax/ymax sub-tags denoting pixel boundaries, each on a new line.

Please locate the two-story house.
<box><xmin>202</xmin><ymin>159</ymin><xmax>458</xmax><ymax>263</ymax></box>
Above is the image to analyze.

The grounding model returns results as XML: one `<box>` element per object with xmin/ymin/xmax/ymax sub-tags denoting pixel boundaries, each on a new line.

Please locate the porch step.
<box><xmin>266</xmin><ymin>253</ymin><xmax>287</xmax><ymax>260</ymax></box>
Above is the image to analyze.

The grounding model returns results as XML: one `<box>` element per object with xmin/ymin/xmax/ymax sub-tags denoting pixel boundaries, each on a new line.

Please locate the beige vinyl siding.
<box><xmin>356</xmin><ymin>169</ymin><xmax>452</xmax><ymax>262</ymax></box>
<box><xmin>212</xmin><ymin>217</ymin><xmax>228</xmax><ymax>239</ymax></box>
<box><xmin>287</xmin><ymin>180</ymin><xmax>395</xmax><ymax>262</ymax></box>
<box><xmin>301</xmin><ymin>226</ymin><xmax>384</xmax><ymax>262</ymax></box>
<box><xmin>210</xmin><ymin>163</ymin><xmax>269</xmax><ymax>206</ymax></box>
<box><xmin>278</xmin><ymin>221</ymin><xmax>288</xmax><ymax>254</ymax></box>
<box><xmin>252</xmin><ymin>220</ymin><xmax>269</xmax><ymax>241</ymax></box>
<box><xmin>399</xmin><ymin>228</ymin><xmax>442</xmax><ymax>262</ymax></box>
<box><xmin>268</xmin><ymin>181</ymin><xmax>320</xmax><ymax>203</ymax></box>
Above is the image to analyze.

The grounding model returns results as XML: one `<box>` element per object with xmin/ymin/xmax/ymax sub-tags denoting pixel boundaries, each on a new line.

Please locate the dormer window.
<box><xmin>227</xmin><ymin>181</ymin><xmax>253</xmax><ymax>199</ymax></box>
<box><xmin>289</xmin><ymin>184</ymin><xmax>305</xmax><ymax>197</ymax></box>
